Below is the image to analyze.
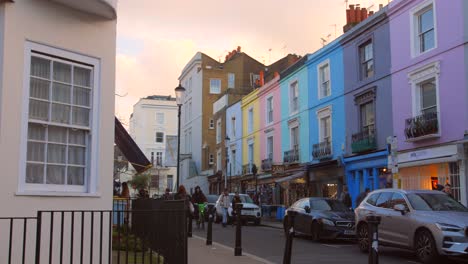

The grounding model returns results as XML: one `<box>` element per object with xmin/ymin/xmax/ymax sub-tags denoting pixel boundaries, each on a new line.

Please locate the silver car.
<box><xmin>355</xmin><ymin>189</ymin><xmax>468</xmax><ymax>264</ymax></box>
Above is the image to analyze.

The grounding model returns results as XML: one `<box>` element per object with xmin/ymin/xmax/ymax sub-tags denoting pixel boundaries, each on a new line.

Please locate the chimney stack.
<box><xmin>343</xmin><ymin>3</ymin><xmax>374</xmax><ymax>33</ymax></box>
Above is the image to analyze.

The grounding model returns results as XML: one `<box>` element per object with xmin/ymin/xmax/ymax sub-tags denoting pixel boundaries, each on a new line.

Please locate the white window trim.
<box><xmin>248</xmin><ymin>107</ymin><xmax>254</xmax><ymax>134</ymax></box>
<box><xmin>265</xmin><ymin>94</ymin><xmax>274</xmax><ymax>125</ymax></box>
<box><xmin>209</xmin><ymin>154</ymin><xmax>214</xmax><ymax>165</ymax></box>
<box><xmin>317</xmin><ymin>59</ymin><xmax>331</xmax><ymax>99</ymax></box>
<box><xmin>410</xmin><ymin>0</ymin><xmax>437</xmax><ymax>58</ymax></box>
<box><xmin>408</xmin><ymin>61</ymin><xmax>441</xmax><ymax>122</ymax></box>
<box><xmin>19</xmin><ymin>41</ymin><xmax>101</xmax><ymax>196</ymax></box>
<box><xmin>317</xmin><ymin>106</ymin><xmax>333</xmax><ymax>143</ymax></box>
<box><xmin>265</xmin><ymin>131</ymin><xmax>274</xmax><ymax>159</ymax></box>
<box><xmin>210</xmin><ymin>78</ymin><xmax>221</xmax><ymax>94</ymax></box>
<box><xmin>289</xmin><ymin>125</ymin><xmax>299</xmax><ymax>150</ymax></box>
<box><xmin>209</xmin><ymin>119</ymin><xmax>214</xmax><ymax>129</ymax></box>
<box><xmin>289</xmin><ymin>80</ymin><xmax>299</xmax><ymax>115</ymax></box>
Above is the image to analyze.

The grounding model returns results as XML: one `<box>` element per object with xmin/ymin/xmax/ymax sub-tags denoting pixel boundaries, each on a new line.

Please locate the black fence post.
<box><xmin>366</xmin><ymin>215</ymin><xmax>381</xmax><ymax>264</ymax></box>
<box><xmin>188</xmin><ymin>212</ymin><xmax>193</xmax><ymax>238</ymax></box>
<box><xmin>283</xmin><ymin>210</ymin><xmax>297</xmax><ymax>264</ymax></box>
<box><xmin>206</xmin><ymin>205</ymin><xmax>214</xmax><ymax>245</ymax></box>
<box><xmin>35</xmin><ymin>211</ymin><xmax>42</xmax><ymax>264</ymax></box>
<box><xmin>234</xmin><ymin>204</ymin><xmax>243</xmax><ymax>256</ymax></box>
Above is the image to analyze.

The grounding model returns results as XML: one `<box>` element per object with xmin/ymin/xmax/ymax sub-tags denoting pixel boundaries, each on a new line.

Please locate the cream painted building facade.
<box><xmin>0</xmin><ymin>0</ymin><xmax>116</xmax><ymax>262</ymax></box>
<box><xmin>129</xmin><ymin>96</ymin><xmax>178</xmax><ymax>193</ymax></box>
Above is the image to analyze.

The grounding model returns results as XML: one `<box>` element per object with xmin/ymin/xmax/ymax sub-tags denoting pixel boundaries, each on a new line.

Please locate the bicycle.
<box><xmin>196</xmin><ymin>203</ymin><xmax>207</xmax><ymax>229</ymax></box>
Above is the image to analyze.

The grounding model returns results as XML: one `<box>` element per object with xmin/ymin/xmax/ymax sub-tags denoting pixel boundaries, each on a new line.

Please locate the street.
<box><xmin>192</xmin><ymin>222</ymin><xmax>467</xmax><ymax>264</ymax></box>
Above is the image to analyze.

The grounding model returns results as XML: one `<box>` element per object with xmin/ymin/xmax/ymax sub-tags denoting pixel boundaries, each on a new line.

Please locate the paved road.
<box><xmin>192</xmin><ymin>222</ymin><xmax>467</xmax><ymax>264</ymax></box>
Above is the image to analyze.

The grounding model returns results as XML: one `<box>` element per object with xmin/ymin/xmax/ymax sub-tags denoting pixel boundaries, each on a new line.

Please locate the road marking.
<box><xmin>321</xmin><ymin>244</ymin><xmax>341</xmax><ymax>248</ymax></box>
<box><xmin>191</xmin><ymin>235</ymin><xmax>275</xmax><ymax>264</ymax></box>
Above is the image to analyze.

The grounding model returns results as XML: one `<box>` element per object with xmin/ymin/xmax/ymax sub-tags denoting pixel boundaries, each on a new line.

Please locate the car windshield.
<box><xmin>407</xmin><ymin>193</ymin><xmax>468</xmax><ymax>212</ymax></box>
<box><xmin>327</xmin><ymin>200</ymin><xmax>351</xmax><ymax>211</ymax></box>
<box><xmin>206</xmin><ymin>195</ymin><xmax>218</xmax><ymax>203</ymax></box>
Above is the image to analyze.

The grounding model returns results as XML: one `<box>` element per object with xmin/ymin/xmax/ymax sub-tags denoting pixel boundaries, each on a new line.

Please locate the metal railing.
<box><xmin>261</xmin><ymin>158</ymin><xmax>272</xmax><ymax>171</ymax></box>
<box><xmin>312</xmin><ymin>140</ymin><xmax>332</xmax><ymax>160</ymax></box>
<box><xmin>242</xmin><ymin>163</ymin><xmax>252</xmax><ymax>174</ymax></box>
<box><xmin>1</xmin><ymin>199</ymin><xmax>187</xmax><ymax>264</ymax></box>
<box><xmin>283</xmin><ymin>146</ymin><xmax>299</xmax><ymax>163</ymax></box>
<box><xmin>351</xmin><ymin>126</ymin><xmax>377</xmax><ymax>153</ymax></box>
<box><xmin>404</xmin><ymin>111</ymin><xmax>439</xmax><ymax>140</ymax></box>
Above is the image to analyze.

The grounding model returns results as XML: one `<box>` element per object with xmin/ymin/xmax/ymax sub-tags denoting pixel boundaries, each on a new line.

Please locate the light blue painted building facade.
<box><xmin>226</xmin><ymin>100</ymin><xmax>244</xmax><ymax>180</ymax></box>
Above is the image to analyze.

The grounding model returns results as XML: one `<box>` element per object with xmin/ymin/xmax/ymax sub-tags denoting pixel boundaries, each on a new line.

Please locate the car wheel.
<box><xmin>415</xmin><ymin>229</ymin><xmax>440</xmax><ymax>264</ymax></box>
<box><xmin>357</xmin><ymin>223</ymin><xmax>369</xmax><ymax>253</ymax></box>
<box><xmin>311</xmin><ymin>221</ymin><xmax>321</xmax><ymax>242</ymax></box>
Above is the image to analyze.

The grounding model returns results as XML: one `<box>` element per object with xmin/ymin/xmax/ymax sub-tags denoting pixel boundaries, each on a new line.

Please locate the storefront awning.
<box><xmin>307</xmin><ymin>159</ymin><xmax>338</xmax><ymax>169</ymax></box>
<box><xmin>275</xmin><ymin>171</ymin><xmax>305</xmax><ymax>183</ymax></box>
<box><xmin>114</xmin><ymin>117</ymin><xmax>151</xmax><ymax>174</ymax></box>
<box><xmin>398</xmin><ymin>155</ymin><xmax>458</xmax><ymax>169</ymax></box>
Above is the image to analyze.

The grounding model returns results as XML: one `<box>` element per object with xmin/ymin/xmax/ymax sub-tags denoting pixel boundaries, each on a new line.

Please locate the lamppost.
<box><xmin>225</xmin><ymin>135</ymin><xmax>230</xmax><ymax>191</ymax></box>
<box><xmin>175</xmin><ymin>83</ymin><xmax>186</xmax><ymax>190</ymax></box>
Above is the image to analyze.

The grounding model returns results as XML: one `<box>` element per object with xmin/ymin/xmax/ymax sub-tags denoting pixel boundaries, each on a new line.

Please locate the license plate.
<box><xmin>242</xmin><ymin>210</ymin><xmax>254</xmax><ymax>216</ymax></box>
<box><xmin>344</xmin><ymin>230</ymin><xmax>355</xmax><ymax>235</ymax></box>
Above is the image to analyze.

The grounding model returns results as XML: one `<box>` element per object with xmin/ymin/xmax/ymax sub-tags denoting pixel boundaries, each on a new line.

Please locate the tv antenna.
<box><xmin>320</xmin><ymin>34</ymin><xmax>332</xmax><ymax>47</ymax></box>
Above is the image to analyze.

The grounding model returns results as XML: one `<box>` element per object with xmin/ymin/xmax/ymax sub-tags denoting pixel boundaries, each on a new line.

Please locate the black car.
<box><xmin>283</xmin><ymin>197</ymin><xmax>355</xmax><ymax>241</ymax></box>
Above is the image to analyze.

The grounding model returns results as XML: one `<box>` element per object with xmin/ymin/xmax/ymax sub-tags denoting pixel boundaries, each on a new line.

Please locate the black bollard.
<box><xmin>282</xmin><ymin>210</ymin><xmax>297</xmax><ymax>264</ymax></box>
<box><xmin>366</xmin><ymin>215</ymin><xmax>381</xmax><ymax>264</ymax></box>
<box><xmin>234</xmin><ymin>203</ymin><xmax>243</xmax><ymax>256</ymax></box>
<box><xmin>188</xmin><ymin>212</ymin><xmax>193</xmax><ymax>238</ymax></box>
<box><xmin>206</xmin><ymin>204</ymin><xmax>214</xmax><ymax>245</ymax></box>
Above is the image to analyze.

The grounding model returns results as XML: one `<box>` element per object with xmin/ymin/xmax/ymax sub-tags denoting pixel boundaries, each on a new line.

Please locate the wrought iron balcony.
<box><xmin>261</xmin><ymin>158</ymin><xmax>272</xmax><ymax>171</ymax></box>
<box><xmin>312</xmin><ymin>140</ymin><xmax>332</xmax><ymax>160</ymax></box>
<box><xmin>243</xmin><ymin>163</ymin><xmax>252</xmax><ymax>174</ymax></box>
<box><xmin>404</xmin><ymin>112</ymin><xmax>439</xmax><ymax>141</ymax></box>
<box><xmin>283</xmin><ymin>146</ymin><xmax>299</xmax><ymax>164</ymax></box>
<box><xmin>351</xmin><ymin>126</ymin><xmax>377</xmax><ymax>153</ymax></box>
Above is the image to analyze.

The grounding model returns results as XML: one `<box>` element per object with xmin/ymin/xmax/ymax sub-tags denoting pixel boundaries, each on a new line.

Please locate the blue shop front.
<box><xmin>343</xmin><ymin>150</ymin><xmax>392</xmax><ymax>207</ymax></box>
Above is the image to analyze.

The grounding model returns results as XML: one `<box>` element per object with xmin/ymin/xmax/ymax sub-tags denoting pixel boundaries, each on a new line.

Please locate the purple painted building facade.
<box><xmin>389</xmin><ymin>0</ymin><xmax>468</xmax><ymax>205</ymax></box>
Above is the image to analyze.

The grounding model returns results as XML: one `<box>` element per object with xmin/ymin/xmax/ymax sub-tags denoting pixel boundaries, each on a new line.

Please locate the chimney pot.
<box><xmin>356</xmin><ymin>6</ymin><xmax>362</xmax><ymax>22</ymax></box>
<box><xmin>350</xmin><ymin>4</ymin><xmax>355</xmax><ymax>10</ymax></box>
<box><xmin>362</xmin><ymin>8</ymin><xmax>368</xmax><ymax>20</ymax></box>
<box><xmin>237</xmin><ymin>46</ymin><xmax>241</xmax><ymax>52</ymax></box>
<box><xmin>379</xmin><ymin>4</ymin><xmax>383</xmax><ymax>10</ymax></box>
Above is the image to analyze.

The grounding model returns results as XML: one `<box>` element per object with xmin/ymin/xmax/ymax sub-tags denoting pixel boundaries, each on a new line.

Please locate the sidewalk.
<box><xmin>188</xmin><ymin>235</ymin><xmax>274</xmax><ymax>264</ymax></box>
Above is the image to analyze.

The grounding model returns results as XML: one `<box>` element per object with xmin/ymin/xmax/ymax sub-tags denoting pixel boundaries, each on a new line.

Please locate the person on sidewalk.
<box><xmin>231</xmin><ymin>191</ymin><xmax>242</xmax><ymax>226</ymax></box>
<box><xmin>339</xmin><ymin>186</ymin><xmax>352</xmax><ymax>208</ymax></box>
<box><xmin>162</xmin><ymin>188</ymin><xmax>172</xmax><ymax>200</ymax></box>
<box><xmin>355</xmin><ymin>188</ymin><xmax>370</xmax><ymax>208</ymax></box>
<box><xmin>220</xmin><ymin>188</ymin><xmax>230</xmax><ymax>227</ymax></box>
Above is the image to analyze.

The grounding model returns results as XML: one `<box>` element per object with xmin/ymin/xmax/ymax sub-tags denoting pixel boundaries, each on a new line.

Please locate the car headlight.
<box><xmin>435</xmin><ymin>223</ymin><xmax>464</xmax><ymax>232</ymax></box>
<box><xmin>320</xmin><ymin>218</ymin><xmax>335</xmax><ymax>226</ymax></box>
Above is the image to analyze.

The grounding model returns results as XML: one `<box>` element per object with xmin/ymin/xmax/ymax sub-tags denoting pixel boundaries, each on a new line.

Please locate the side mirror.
<box><xmin>304</xmin><ymin>205</ymin><xmax>311</xmax><ymax>213</ymax></box>
<box><xmin>393</xmin><ymin>204</ymin><xmax>406</xmax><ymax>215</ymax></box>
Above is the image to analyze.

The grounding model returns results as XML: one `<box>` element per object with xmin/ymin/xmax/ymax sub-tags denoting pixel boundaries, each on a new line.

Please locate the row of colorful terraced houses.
<box><xmin>178</xmin><ymin>0</ymin><xmax>468</xmax><ymax>207</ymax></box>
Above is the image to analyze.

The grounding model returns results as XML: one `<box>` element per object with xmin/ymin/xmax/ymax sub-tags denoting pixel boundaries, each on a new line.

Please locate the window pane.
<box><xmin>46</xmin><ymin>165</ymin><xmax>65</xmax><ymax>184</ymax></box>
<box><xmin>48</xmin><ymin>126</ymin><xmax>67</xmax><ymax>143</ymax></box>
<box><xmin>73</xmin><ymin>67</ymin><xmax>91</xmax><ymax>87</ymax></box>
<box><xmin>51</xmin><ymin>103</ymin><xmax>71</xmax><ymax>124</ymax></box>
<box><xmin>28</xmin><ymin>123</ymin><xmax>46</xmax><ymax>141</ymax></box>
<box><xmin>52</xmin><ymin>82</ymin><xmax>71</xmax><ymax>103</ymax></box>
<box><xmin>26</xmin><ymin>163</ymin><xmax>44</xmax><ymax>183</ymax></box>
<box><xmin>422</xmin><ymin>30</ymin><xmax>435</xmax><ymax>52</ymax></box>
<box><xmin>29</xmin><ymin>99</ymin><xmax>49</xmax><ymax>121</ymax></box>
<box><xmin>421</xmin><ymin>80</ymin><xmax>436</xmax><ymax>109</ymax></box>
<box><xmin>73</xmin><ymin>87</ymin><xmax>91</xmax><ymax>107</ymax></box>
<box><xmin>53</xmin><ymin>62</ymin><xmax>71</xmax><ymax>83</ymax></box>
<box><xmin>365</xmin><ymin>44</ymin><xmax>373</xmax><ymax>61</ymax></box>
<box><xmin>419</xmin><ymin>8</ymin><xmax>434</xmax><ymax>33</ymax></box>
<box><xmin>68</xmin><ymin>166</ymin><xmax>85</xmax><ymax>185</ymax></box>
<box><xmin>68</xmin><ymin>146</ymin><xmax>86</xmax><ymax>165</ymax></box>
<box><xmin>47</xmin><ymin>144</ymin><xmax>66</xmax><ymax>164</ymax></box>
<box><xmin>30</xmin><ymin>78</ymin><xmax>50</xmax><ymax>100</ymax></box>
<box><xmin>27</xmin><ymin>142</ymin><xmax>45</xmax><ymax>162</ymax></box>
<box><xmin>31</xmin><ymin>57</ymin><xmax>50</xmax><ymax>79</ymax></box>
<box><xmin>72</xmin><ymin>107</ymin><xmax>90</xmax><ymax>126</ymax></box>
<box><xmin>69</xmin><ymin>129</ymin><xmax>86</xmax><ymax>145</ymax></box>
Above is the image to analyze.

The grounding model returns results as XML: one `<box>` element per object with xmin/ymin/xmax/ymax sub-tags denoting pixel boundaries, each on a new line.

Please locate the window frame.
<box><xmin>359</xmin><ymin>40</ymin><xmax>374</xmax><ymax>80</ymax></box>
<box><xmin>317</xmin><ymin>106</ymin><xmax>332</xmax><ymax>143</ymax></box>
<box><xmin>209</xmin><ymin>154</ymin><xmax>214</xmax><ymax>165</ymax></box>
<box><xmin>156</xmin><ymin>112</ymin><xmax>164</xmax><ymax>125</ymax></box>
<box><xmin>289</xmin><ymin>81</ymin><xmax>299</xmax><ymax>115</ymax></box>
<box><xmin>410</xmin><ymin>0</ymin><xmax>437</xmax><ymax>57</ymax></box>
<box><xmin>231</xmin><ymin>116</ymin><xmax>236</xmax><ymax>139</ymax></box>
<box><xmin>156</xmin><ymin>132</ymin><xmax>164</xmax><ymax>143</ymax></box>
<box><xmin>209</xmin><ymin>119</ymin><xmax>214</xmax><ymax>129</ymax></box>
<box><xmin>408</xmin><ymin>61</ymin><xmax>441</xmax><ymax>118</ymax></box>
<box><xmin>228</xmin><ymin>73</ymin><xmax>235</xmax><ymax>89</ymax></box>
<box><xmin>317</xmin><ymin>59</ymin><xmax>331</xmax><ymax>99</ymax></box>
<box><xmin>19</xmin><ymin>41</ymin><xmax>100</xmax><ymax>195</ymax></box>
<box><xmin>266</xmin><ymin>95</ymin><xmax>274</xmax><ymax>125</ymax></box>
<box><xmin>247</xmin><ymin>107</ymin><xmax>254</xmax><ymax>134</ymax></box>
<box><xmin>210</xmin><ymin>78</ymin><xmax>221</xmax><ymax>94</ymax></box>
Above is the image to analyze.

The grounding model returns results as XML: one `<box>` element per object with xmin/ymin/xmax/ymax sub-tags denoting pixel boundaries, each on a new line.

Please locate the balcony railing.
<box><xmin>404</xmin><ymin>112</ymin><xmax>439</xmax><ymax>141</ymax></box>
<box><xmin>312</xmin><ymin>140</ymin><xmax>332</xmax><ymax>160</ymax></box>
<box><xmin>243</xmin><ymin>163</ymin><xmax>253</xmax><ymax>174</ymax></box>
<box><xmin>351</xmin><ymin>126</ymin><xmax>377</xmax><ymax>153</ymax></box>
<box><xmin>283</xmin><ymin>146</ymin><xmax>299</xmax><ymax>163</ymax></box>
<box><xmin>261</xmin><ymin>158</ymin><xmax>272</xmax><ymax>171</ymax></box>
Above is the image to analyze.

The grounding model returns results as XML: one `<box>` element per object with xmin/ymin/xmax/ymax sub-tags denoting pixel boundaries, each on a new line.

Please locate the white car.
<box><xmin>214</xmin><ymin>193</ymin><xmax>262</xmax><ymax>225</ymax></box>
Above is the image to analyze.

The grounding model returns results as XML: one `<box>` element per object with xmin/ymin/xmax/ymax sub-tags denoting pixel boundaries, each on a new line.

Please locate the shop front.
<box><xmin>343</xmin><ymin>150</ymin><xmax>391</xmax><ymax>207</ymax></box>
<box><xmin>275</xmin><ymin>169</ymin><xmax>308</xmax><ymax>207</ymax></box>
<box><xmin>395</xmin><ymin>144</ymin><xmax>466</xmax><ymax>205</ymax></box>
<box><xmin>308</xmin><ymin>160</ymin><xmax>345</xmax><ymax>199</ymax></box>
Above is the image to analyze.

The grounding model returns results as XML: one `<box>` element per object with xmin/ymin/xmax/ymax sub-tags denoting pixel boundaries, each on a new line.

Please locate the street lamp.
<box><xmin>175</xmin><ymin>83</ymin><xmax>186</xmax><ymax>190</ymax></box>
<box><xmin>225</xmin><ymin>135</ymin><xmax>230</xmax><ymax>191</ymax></box>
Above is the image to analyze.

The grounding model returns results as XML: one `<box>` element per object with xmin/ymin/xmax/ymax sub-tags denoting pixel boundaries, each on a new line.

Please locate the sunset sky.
<box><xmin>115</xmin><ymin>0</ymin><xmax>392</xmax><ymax>125</ymax></box>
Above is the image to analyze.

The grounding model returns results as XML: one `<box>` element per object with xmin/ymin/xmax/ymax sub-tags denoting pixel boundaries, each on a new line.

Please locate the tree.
<box><xmin>129</xmin><ymin>173</ymin><xmax>151</xmax><ymax>191</ymax></box>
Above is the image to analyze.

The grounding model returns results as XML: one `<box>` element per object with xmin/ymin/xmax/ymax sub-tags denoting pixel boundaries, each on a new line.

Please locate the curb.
<box><xmin>260</xmin><ymin>222</ymin><xmax>283</xmax><ymax>230</ymax></box>
<box><xmin>191</xmin><ymin>235</ymin><xmax>276</xmax><ymax>264</ymax></box>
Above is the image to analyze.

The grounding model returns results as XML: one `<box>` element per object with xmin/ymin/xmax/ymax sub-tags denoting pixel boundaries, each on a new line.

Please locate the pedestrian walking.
<box><xmin>442</xmin><ymin>183</ymin><xmax>454</xmax><ymax>199</ymax></box>
<box><xmin>175</xmin><ymin>185</ymin><xmax>194</xmax><ymax>216</ymax></box>
<box><xmin>339</xmin><ymin>186</ymin><xmax>352</xmax><ymax>208</ymax></box>
<box><xmin>355</xmin><ymin>188</ymin><xmax>370</xmax><ymax>208</ymax></box>
<box><xmin>162</xmin><ymin>188</ymin><xmax>172</xmax><ymax>200</ymax></box>
<box><xmin>220</xmin><ymin>188</ymin><xmax>230</xmax><ymax>227</ymax></box>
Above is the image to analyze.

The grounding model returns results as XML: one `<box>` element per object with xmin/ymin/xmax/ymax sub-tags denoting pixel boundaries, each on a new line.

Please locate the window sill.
<box><xmin>16</xmin><ymin>191</ymin><xmax>101</xmax><ymax>197</ymax></box>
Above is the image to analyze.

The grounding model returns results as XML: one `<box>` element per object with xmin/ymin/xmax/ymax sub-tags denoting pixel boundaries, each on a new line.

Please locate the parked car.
<box><xmin>283</xmin><ymin>197</ymin><xmax>355</xmax><ymax>241</ymax></box>
<box><xmin>214</xmin><ymin>193</ymin><xmax>261</xmax><ymax>225</ymax></box>
<box><xmin>204</xmin><ymin>194</ymin><xmax>219</xmax><ymax>221</ymax></box>
<box><xmin>355</xmin><ymin>189</ymin><xmax>468</xmax><ymax>264</ymax></box>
